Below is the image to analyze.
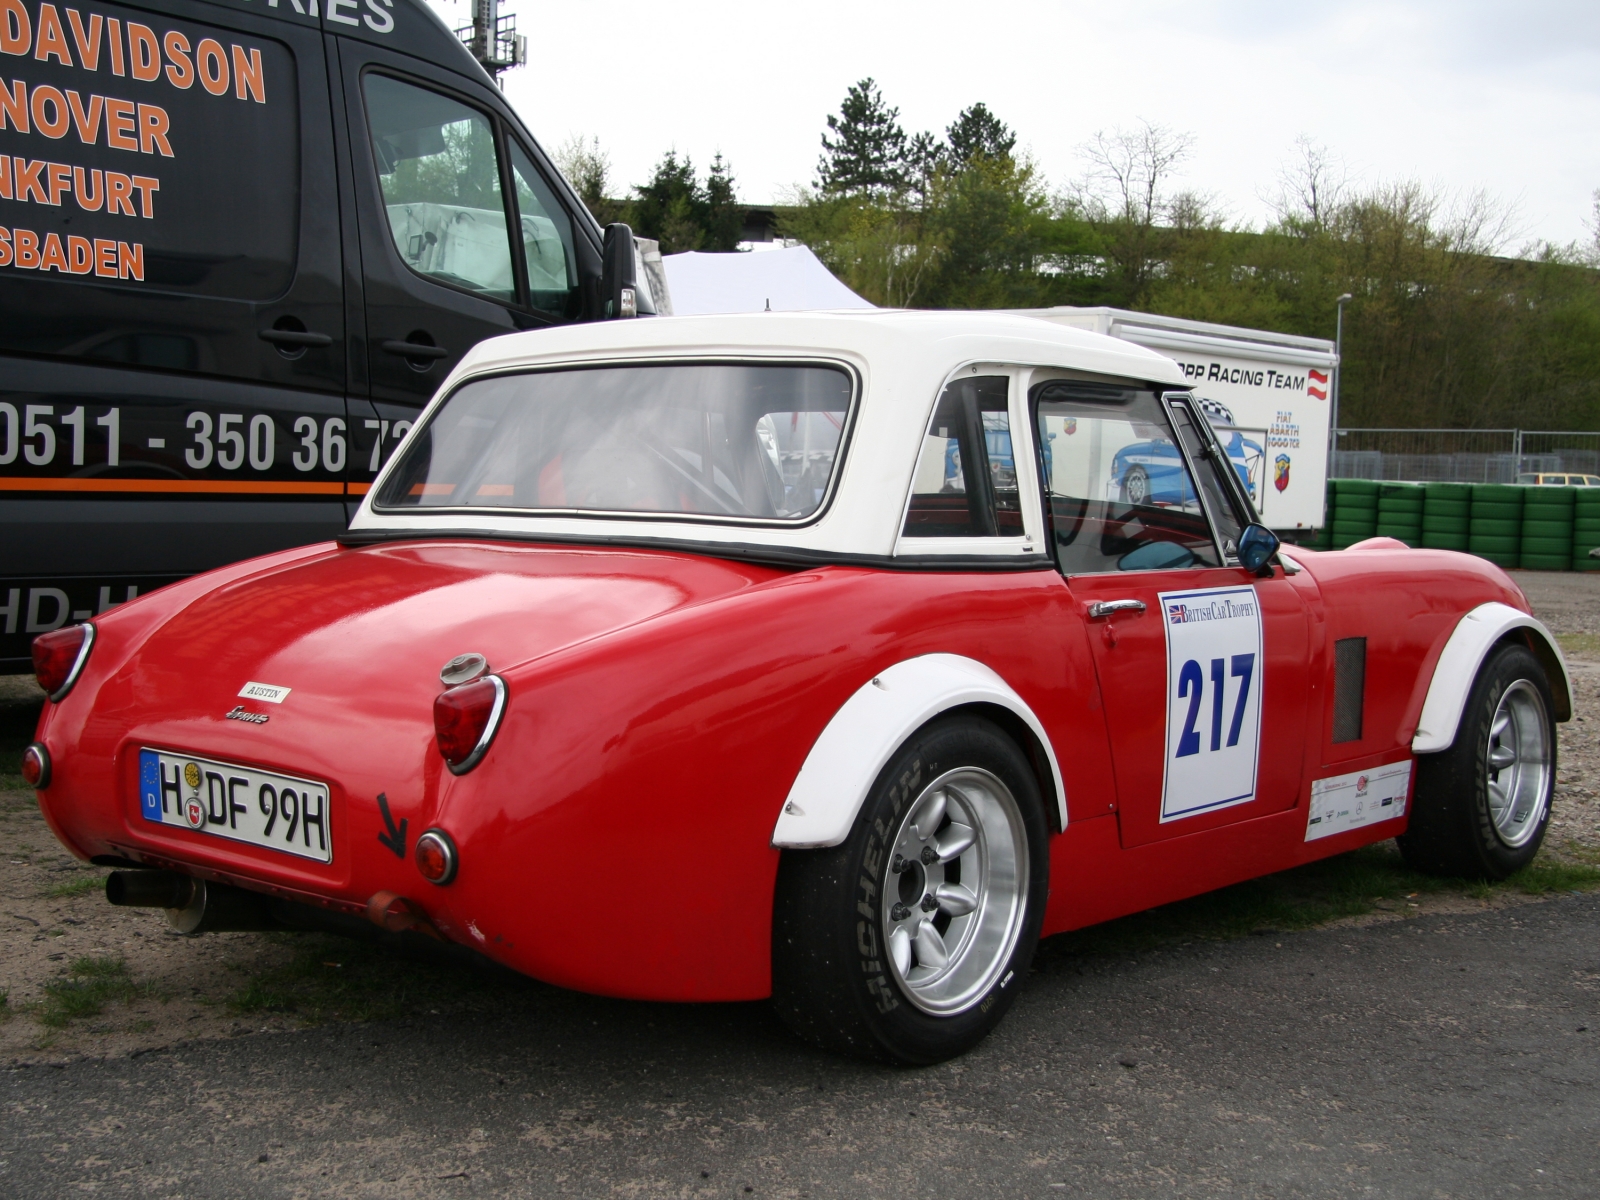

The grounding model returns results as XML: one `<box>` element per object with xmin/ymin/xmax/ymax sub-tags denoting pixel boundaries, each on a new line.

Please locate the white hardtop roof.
<box><xmin>348</xmin><ymin>310</ymin><xmax>1188</xmax><ymax>562</ymax></box>
<box><xmin>1010</xmin><ymin>306</ymin><xmax>1339</xmax><ymax>370</ymax></box>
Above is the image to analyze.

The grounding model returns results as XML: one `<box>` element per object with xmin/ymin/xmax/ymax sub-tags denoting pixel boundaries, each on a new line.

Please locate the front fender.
<box><xmin>1412</xmin><ymin>602</ymin><xmax>1572</xmax><ymax>753</ymax></box>
<box><xmin>770</xmin><ymin>653</ymin><xmax>1067</xmax><ymax>849</ymax></box>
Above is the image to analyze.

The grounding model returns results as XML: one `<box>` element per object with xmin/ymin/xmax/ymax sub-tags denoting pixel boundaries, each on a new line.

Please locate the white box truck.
<box><xmin>1011</xmin><ymin>308</ymin><xmax>1338</xmax><ymax>535</ymax></box>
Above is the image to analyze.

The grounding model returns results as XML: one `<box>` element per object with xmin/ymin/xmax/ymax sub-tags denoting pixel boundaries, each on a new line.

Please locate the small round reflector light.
<box><xmin>414</xmin><ymin>828</ymin><xmax>458</xmax><ymax>885</ymax></box>
<box><xmin>21</xmin><ymin>742</ymin><xmax>50</xmax><ymax>789</ymax></box>
<box><xmin>33</xmin><ymin>623</ymin><xmax>95</xmax><ymax>701</ymax></box>
<box><xmin>433</xmin><ymin>675</ymin><xmax>506</xmax><ymax>774</ymax></box>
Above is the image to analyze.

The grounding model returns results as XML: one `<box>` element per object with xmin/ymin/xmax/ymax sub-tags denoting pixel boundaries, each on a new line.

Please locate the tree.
<box><xmin>552</xmin><ymin>134</ymin><xmax>627</xmax><ymax>226</ymax></box>
<box><xmin>1075</xmin><ymin>120</ymin><xmax>1199</xmax><ymax>307</ymax></box>
<box><xmin>817</xmin><ymin>78</ymin><xmax>909</xmax><ymax>196</ymax></box>
<box><xmin>630</xmin><ymin>151</ymin><xmax>742</xmax><ymax>253</ymax></box>
<box><xmin>945</xmin><ymin>103</ymin><xmax>1015</xmax><ymax>168</ymax></box>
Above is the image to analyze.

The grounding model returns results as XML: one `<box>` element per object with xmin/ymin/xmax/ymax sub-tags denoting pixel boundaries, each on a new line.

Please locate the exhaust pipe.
<box><xmin>105</xmin><ymin>871</ymin><xmax>280</xmax><ymax>934</ymax></box>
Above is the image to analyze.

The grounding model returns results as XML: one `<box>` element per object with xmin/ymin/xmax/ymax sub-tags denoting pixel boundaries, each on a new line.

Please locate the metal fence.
<box><xmin>1332</xmin><ymin>429</ymin><xmax>1600</xmax><ymax>483</ymax></box>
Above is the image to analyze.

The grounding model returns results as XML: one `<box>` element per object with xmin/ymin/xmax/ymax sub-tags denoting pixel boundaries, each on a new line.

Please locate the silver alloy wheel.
<box><xmin>880</xmin><ymin>767</ymin><xmax>1028</xmax><ymax>1016</ymax></box>
<box><xmin>1124</xmin><ymin>468</ymin><xmax>1149</xmax><ymax>505</ymax></box>
<box><xmin>1485</xmin><ymin>679</ymin><xmax>1552</xmax><ymax>848</ymax></box>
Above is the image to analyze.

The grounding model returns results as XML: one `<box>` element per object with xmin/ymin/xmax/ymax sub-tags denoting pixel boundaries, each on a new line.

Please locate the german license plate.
<box><xmin>138</xmin><ymin>749</ymin><xmax>332</xmax><ymax>863</ymax></box>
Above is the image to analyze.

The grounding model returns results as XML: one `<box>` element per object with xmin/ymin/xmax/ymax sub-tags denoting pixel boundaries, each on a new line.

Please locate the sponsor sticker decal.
<box><xmin>1306</xmin><ymin>760</ymin><xmax>1412</xmax><ymax>841</ymax></box>
<box><xmin>1274</xmin><ymin>453</ymin><xmax>1291</xmax><ymax>492</ymax></box>
<box><xmin>1158</xmin><ymin>585</ymin><xmax>1264</xmax><ymax>821</ymax></box>
<box><xmin>238</xmin><ymin>682</ymin><xmax>291</xmax><ymax>704</ymax></box>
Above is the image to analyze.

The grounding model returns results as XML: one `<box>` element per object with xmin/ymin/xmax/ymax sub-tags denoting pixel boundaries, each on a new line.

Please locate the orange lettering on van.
<box><xmin>13</xmin><ymin>157</ymin><xmax>44</xmax><ymax>203</ymax></box>
<box><xmin>66</xmin><ymin>233</ymin><xmax>91</xmax><ymax>273</ymax></box>
<box><xmin>196</xmin><ymin>38</ymin><xmax>226</xmax><ymax>96</ymax></box>
<box><xmin>39</xmin><ymin>231</ymin><xmax>68</xmax><ymax>272</ymax></box>
<box><xmin>117</xmin><ymin>240</ymin><xmax>142</xmax><ymax>280</ymax></box>
<box><xmin>0</xmin><ymin>77</ymin><xmax>26</xmax><ymax>133</ymax></box>
<box><xmin>33</xmin><ymin>3</ymin><xmax>70</xmax><ymax>65</ymax></box>
<box><xmin>66</xmin><ymin>8</ymin><xmax>101</xmax><ymax>71</ymax></box>
<box><xmin>0</xmin><ymin>155</ymin><xmax>9</xmax><ymax>200</ymax></box>
<box><xmin>14</xmin><ymin>227</ymin><xmax>40</xmax><ymax>269</ymax></box>
<box><xmin>137</xmin><ymin>103</ymin><xmax>170</xmax><ymax>155</ymax></box>
<box><xmin>93</xmin><ymin>236</ymin><xmax>116</xmax><ymax>276</ymax></box>
<box><xmin>46</xmin><ymin>160</ymin><xmax>71</xmax><ymax>205</ymax></box>
<box><xmin>104</xmin><ymin>96</ymin><xmax>135</xmax><ymax>149</ymax></box>
<box><xmin>0</xmin><ymin>0</ymin><xmax>30</xmax><ymax>57</ymax></box>
<box><xmin>231</xmin><ymin>44</ymin><xmax>263</xmax><ymax>103</ymax></box>
<box><xmin>106</xmin><ymin>17</ymin><xmax>122</xmax><ymax>75</ymax></box>
<box><xmin>162</xmin><ymin>30</ymin><xmax>192</xmax><ymax>89</ymax></box>
<box><xmin>104</xmin><ymin>169</ymin><xmax>133</xmax><ymax>215</ymax></box>
<box><xmin>72</xmin><ymin>164</ymin><xmax>102</xmax><ymax>210</ymax></box>
<box><xmin>29</xmin><ymin>83</ymin><xmax>67</xmax><ymax>137</ymax></box>
<box><xmin>66</xmin><ymin>89</ymin><xmax>100</xmax><ymax>142</ymax></box>
<box><xmin>126</xmin><ymin>22</ymin><xmax>158</xmax><ymax>81</ymax></box>
<box><xmin>0</xmin><ymin>227</ymin><xmax>11</xmax><ymax>268</ymax></box>
<box><xmin>130</xmin><ymin>174</ymin><xmax>156</xmax><ymax>217</ymax></box>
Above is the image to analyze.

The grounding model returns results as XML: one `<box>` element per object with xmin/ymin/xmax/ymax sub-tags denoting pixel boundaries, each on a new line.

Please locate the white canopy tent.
<box><xmin>660</xmin><ymin>246</ymin><xmax>874</xmax><ymax>316</ymax></box>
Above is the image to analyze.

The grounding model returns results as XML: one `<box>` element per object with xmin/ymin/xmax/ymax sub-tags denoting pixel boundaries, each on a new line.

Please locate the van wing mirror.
<box><xmin>601</xmin><ymin>223</ymin><xmax>638</xmax><ymax>319</ymax></box>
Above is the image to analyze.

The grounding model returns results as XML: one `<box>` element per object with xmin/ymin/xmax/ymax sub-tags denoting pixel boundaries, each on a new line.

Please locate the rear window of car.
<box><xmin>374</xmin><ymin>363</ymin><xmax>854</xmax><ymax>523</ymax></box>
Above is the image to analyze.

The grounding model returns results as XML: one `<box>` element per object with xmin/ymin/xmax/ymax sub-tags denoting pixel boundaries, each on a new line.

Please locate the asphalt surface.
<box><xmin>3</xmin><ymin>894</ymin><xmax>1598</xmax><ymax>1198</ymax></box>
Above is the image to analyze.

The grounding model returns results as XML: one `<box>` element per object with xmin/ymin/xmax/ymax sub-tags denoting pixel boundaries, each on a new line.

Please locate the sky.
<box><xmin>428</xmin><ymin>0</ymin><xmax>1600</xmax><ymax>251</ymax></box>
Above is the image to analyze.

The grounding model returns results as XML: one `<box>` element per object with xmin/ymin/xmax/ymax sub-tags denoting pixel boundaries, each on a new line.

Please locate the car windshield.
<box><xmin>375</xmin><ymin>363</ymin><xmax>854</xmax><ymax>522</ymax></box>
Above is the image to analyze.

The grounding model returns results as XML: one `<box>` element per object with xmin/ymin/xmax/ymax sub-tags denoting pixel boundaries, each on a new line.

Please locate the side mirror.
<box><xmin>601</xmin><ymin>223</ymin><xmax>637</xmax><ymax>319</ymax></box>
<box><xmin>1237</xmin><ymin>523</ymin><xmax>1280</xmax><ymax>574</ymax></box>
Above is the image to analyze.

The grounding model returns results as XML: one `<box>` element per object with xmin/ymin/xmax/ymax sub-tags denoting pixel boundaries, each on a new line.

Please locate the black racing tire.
<box><xmin>1398</xmin><ymin>642</ymin><xmax>1556</xmax><ymax>880</ymax></box>
<box><xmin>771</xmin><ymin>715</ymin><xmax>1049</xmax><ymax>1065</ymax></box>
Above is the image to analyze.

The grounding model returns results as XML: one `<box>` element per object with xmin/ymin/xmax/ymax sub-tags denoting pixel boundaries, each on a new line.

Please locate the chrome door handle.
<box><xmin>1088</xmin><ymin>599</ymin><xmax>1146</xmax><ymax>619</ymax></box>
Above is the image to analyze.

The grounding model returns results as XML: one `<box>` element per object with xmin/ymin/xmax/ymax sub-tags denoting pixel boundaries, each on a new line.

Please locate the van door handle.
<box><xmin>1088</xmin><ymin>599</ymin><xmax>1146</xmax><ymax>619</ymax></box>
<box><xmin>380</xmin><ymin>340</ymin><xmax>450</xmax><ymax>360</ymax></box>
<box><xmin>259</xmin><ymin>328</ymin><xmax>332</xmax><ymax>348</ymax></box>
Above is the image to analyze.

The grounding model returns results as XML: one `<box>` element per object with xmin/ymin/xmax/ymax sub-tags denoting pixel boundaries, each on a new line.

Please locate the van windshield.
<box><xmin>374</xmin><ymin>364</ymin><xmax>854</xmax><ymax>522</ymax></box>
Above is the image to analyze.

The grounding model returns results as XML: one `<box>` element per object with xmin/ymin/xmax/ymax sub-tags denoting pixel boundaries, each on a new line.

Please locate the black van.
<box><xmin>0</xmin><ymin>0</ymin><xmax>640</xmax><ymax>669</ymax></box>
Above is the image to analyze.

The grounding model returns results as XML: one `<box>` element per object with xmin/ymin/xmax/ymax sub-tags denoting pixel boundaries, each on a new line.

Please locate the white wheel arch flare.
<box><xmin>771</xmin><ymin>654</ymin><xmax>1068</xmax><ymax>849</ymax></box>
<box><xmin>1412</xmin><ymin>602</ymin><xmax>1572</xmax><ymax>754</ymax></box>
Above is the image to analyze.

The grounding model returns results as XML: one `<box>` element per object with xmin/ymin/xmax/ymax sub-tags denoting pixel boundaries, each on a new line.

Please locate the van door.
<box><xmin>0</xmin><ymin>0</ymin><xmax>347</xmax><ymax>668</ymax></box>
<box><xmin>336</xmin><ymin>38</ymin><xmax>583</xmax><ymax>489</ymax></box>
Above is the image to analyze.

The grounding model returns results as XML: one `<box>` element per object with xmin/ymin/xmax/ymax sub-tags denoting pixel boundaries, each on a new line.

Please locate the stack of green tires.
<box><xmin>1330</xmin><ymin>479</ymin><xmax>1378</xmax><ymax>549</ymax></box>
<box><xmin>1307</xmin><ymin>481</ymin><xmax>1335</xmax><ymax>549</ymax></box>
<box><xmin>1469</xmin><ymin>484</ymin><xmax>1523</xmax><ymax>568</ymax></box>
<box><xmin>1375</xmin><ymin>482</ymin><xmax>1424</xmax><ymax>546</ymax></box>
<box><xmin>1421</xmin><ymin>482</ymin><xmax>1471</xmax><ymax>551</ymax></box>
<box><xmin>1575</xmin><ymin>488</ymin><xmax>1600</xmax><ymax>571</ymax></box>
<box><xmin>1520</xmin><ymin>485</ymin><xmax>1574</xmax><ymax>571</ymax></box>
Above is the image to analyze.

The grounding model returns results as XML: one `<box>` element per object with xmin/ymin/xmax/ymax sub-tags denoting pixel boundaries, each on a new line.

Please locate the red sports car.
<box><xmin>25</xmin><ymin>312</ymin><xmax>1571</xmax><ymax>1063</ymax></box>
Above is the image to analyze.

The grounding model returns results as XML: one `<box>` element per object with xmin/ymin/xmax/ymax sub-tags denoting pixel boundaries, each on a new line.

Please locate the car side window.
<box><xmin>902</xmin><ymin>377</ymin><xmax>1016</xmax><ymax>537</ymax></box>
<box><xmin>362</xmin><ymin>74</ymin><xmax>515</xmax><ymax>303</ymax></box>
<box><xmin>1032</xmin><ymin>379</ymin><xmax>1221</xmax><ymax>573</ymax></box>
<box><xmin>507</xmin><ymin>143</ymin><xmax>580</xmax><ymax>319</ymax></box>
<box><xmin>1167</xmin><ymin>397</ymin><xmax>1252</xmax><ymax>554</ymax></box>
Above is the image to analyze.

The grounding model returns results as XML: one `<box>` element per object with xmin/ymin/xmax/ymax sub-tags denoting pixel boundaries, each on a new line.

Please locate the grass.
<box><xmin>1556</xmin><ymin>632</ymin><xmax>1600</xmax><ymax>658</ymax></box>
<box><xmin>227</xmin><ymin>932</ymin><xmax>527</xmax><ymax>1026</ymax></box>
<box><xmin>36</xmin><ymin>956</ymin><xmax>143</xmax><ymax>1029</ymax></box>
<box><xmin>1042</xmin><ymin>841</ymin><xmax>1600</xmax><ymax>961</ymax></box>
<box><xmin>45</xmin><ymin>873</ymin><xmax>106</xmax><ymax>899</ymax></box>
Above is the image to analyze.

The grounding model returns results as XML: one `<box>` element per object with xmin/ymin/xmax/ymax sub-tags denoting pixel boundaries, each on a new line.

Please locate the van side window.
<box><xmin>507</xmin><ymin>144</ymin><xmax>580</xmax><ymax>319</ymax></box>
<box><xmin>362</xmin><ymin>75</ymin><xmax>514</xmax><ymax>302</ymax></box>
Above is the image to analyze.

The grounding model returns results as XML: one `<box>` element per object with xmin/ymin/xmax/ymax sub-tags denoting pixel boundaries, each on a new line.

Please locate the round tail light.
<box><xmin>33</xmin><ymin>623</ymin><xmax>95</xmax><ymax>701</ymax></box>
<box><xmin>433</xmin><ymin>675</ymin><xmax>506</xmax><ymax>775</ymax></box>
<box><xmin>415</xmin><ymin>828</ymin><xmax>458</xmax><ymax>885</ymax></box>
<box><xmin>21</xmin><ymin>743</ymin><xmax>51</xmax><ymax>789</ymax></box>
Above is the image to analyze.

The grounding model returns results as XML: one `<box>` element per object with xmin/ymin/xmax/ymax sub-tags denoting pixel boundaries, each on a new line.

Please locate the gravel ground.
<box><xmin>0</xmin><ymin>571</ymin><xmax>1596</xmax><ymax>1064</ymax></box>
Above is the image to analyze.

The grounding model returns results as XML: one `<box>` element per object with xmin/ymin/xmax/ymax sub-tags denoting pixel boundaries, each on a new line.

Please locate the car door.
<box><xmin>337</xmin><ymin>39</ymin><xmax>584</xmax><ymax>493</ymax></box>
<box><xmin>1032</xmin><ymin>377</ymin><xmax>1310</xmax><ymax>848</ymax></box>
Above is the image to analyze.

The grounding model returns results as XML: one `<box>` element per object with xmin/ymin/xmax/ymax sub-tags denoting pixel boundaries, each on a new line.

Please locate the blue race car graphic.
<box><xmin>1111</xmin><ymin>428</ymin><xmax>1262</xmax><ymax>506</ymax></box>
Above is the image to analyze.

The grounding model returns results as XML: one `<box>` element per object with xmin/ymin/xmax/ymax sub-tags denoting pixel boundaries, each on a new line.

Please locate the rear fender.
<box><xmin>1412</xmin><ymin>602</ymin><xmax>1572</xmax><ymax>753</ymax></box>
<box><xmin>770</xmin><ymin>653</ymin><xmax>1067</xmax><ymax>849</ymax></box>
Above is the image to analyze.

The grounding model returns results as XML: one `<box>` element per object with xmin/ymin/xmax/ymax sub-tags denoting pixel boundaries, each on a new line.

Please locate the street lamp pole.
<box><xmin>1329</xmin><ymin>292</ymin><xmax>1353</xmax><ymax>479</ymax></box>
